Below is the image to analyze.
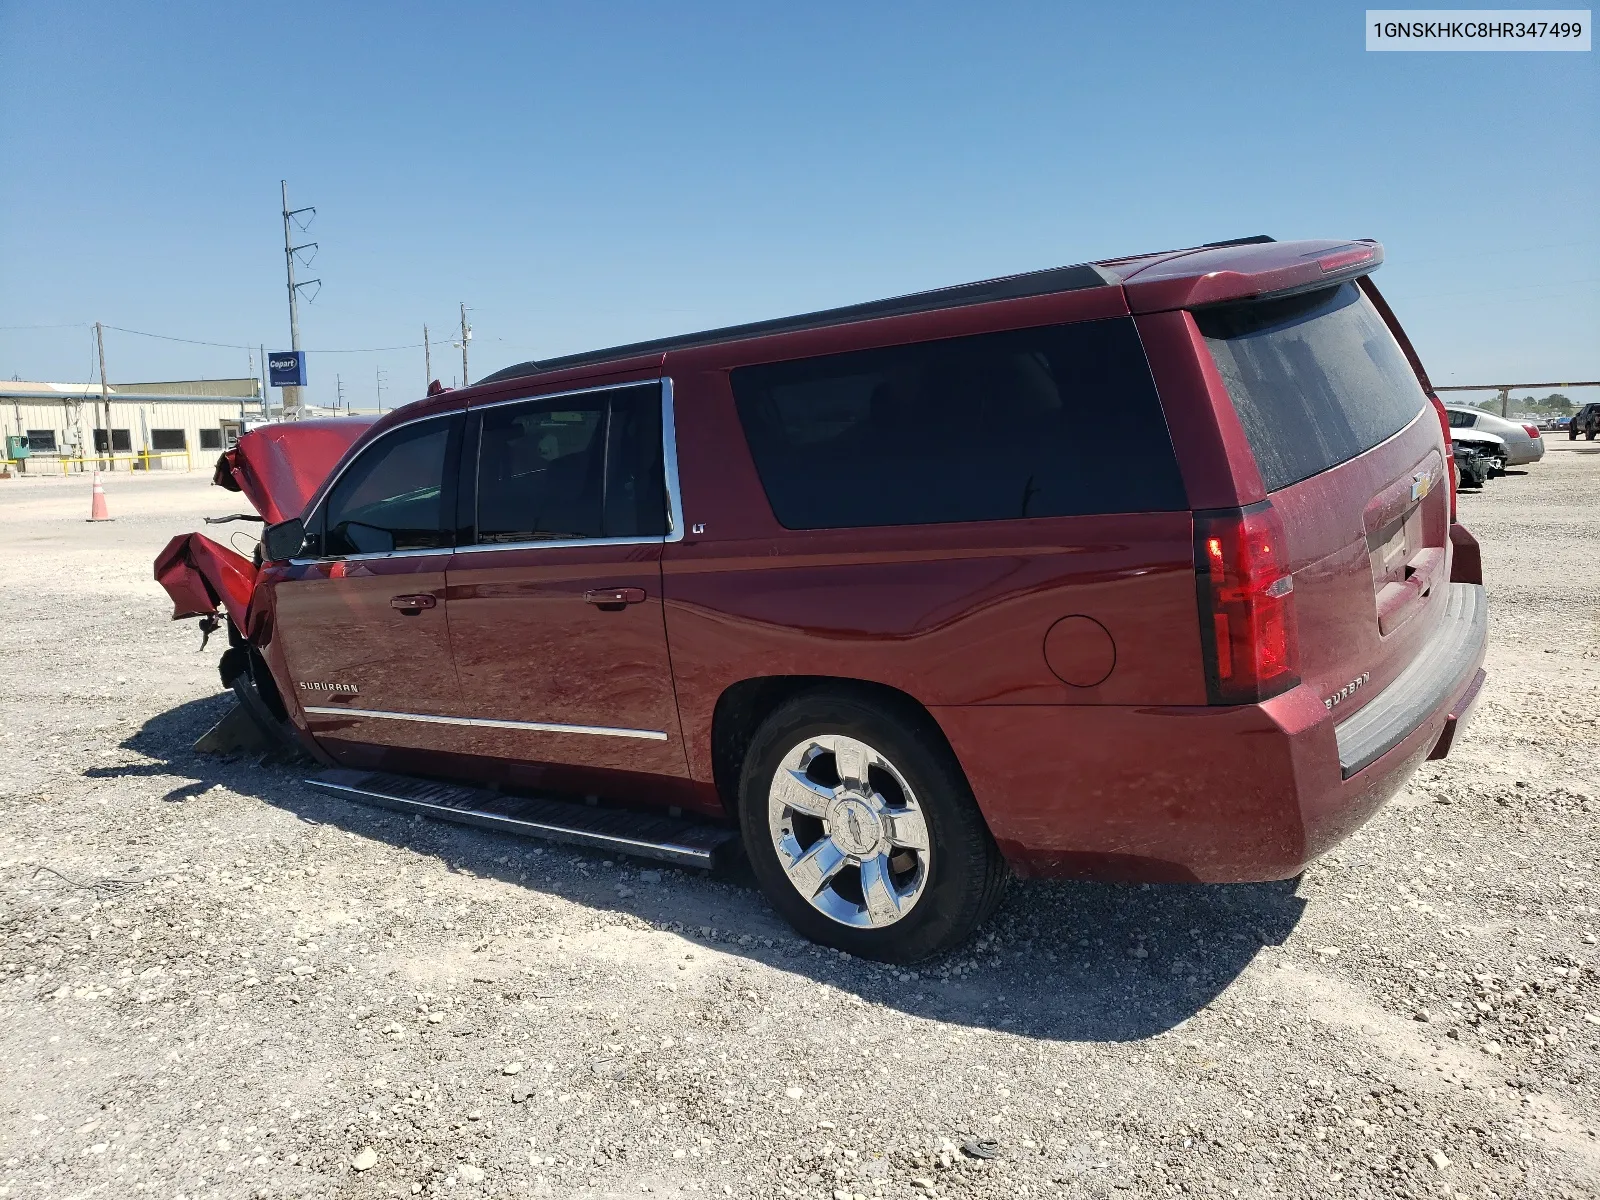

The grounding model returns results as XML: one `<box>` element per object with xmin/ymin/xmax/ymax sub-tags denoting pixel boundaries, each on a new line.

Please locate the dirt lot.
<box><xmin>1</xmin><ymin>443</ymin><xmax>1597</xmax><ymax>1200</ymax></box>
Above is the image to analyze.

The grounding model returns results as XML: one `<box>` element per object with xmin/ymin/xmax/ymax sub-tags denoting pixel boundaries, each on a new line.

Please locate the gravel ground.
<box><xmin>1</xmin><ymin>444</ymin><xmax>1597</xmax><ymax>1200</ymax></box>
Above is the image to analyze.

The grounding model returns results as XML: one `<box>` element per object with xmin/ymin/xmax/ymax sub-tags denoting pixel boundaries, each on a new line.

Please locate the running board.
<box><xmin>304</xmin><ymin>768</ymin><xmax>740</xmax><ymax>869</ymax></box>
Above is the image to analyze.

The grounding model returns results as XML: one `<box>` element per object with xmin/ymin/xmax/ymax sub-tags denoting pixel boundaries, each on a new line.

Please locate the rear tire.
<box><xmin>737</xmin><ymin>691</ymin><xmax>1007</xmax><ymax>963</ymax></box>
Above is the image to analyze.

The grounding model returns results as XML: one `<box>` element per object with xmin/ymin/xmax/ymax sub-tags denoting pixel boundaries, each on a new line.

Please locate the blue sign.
<box><xmin>268</xmin><ymin>350</ymin><xmax>308</xmax><ymax>388</ymax></box>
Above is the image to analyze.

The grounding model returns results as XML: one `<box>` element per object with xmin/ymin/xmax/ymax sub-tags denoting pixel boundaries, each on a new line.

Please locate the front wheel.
<box><xmin>737</xmin><ymin>692</ymin><xmax>1007</xmax><ymax>963</ymax></box>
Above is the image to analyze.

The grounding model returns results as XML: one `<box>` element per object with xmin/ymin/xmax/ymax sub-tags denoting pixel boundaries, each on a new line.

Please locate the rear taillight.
<box><xmin>1522</xmin><ymin>423</ymin><xmax>1541</xmax><ymax>440</ymax></box>
<box><xmin>1426</xmin><ymin>391</ymin><xmax>1458</xmax><ymax>522</ymax></box>
<box><xmin>1194</xmin><ymin>503</ymin><xmax>1301</xmax><ymax>705</ymax></box>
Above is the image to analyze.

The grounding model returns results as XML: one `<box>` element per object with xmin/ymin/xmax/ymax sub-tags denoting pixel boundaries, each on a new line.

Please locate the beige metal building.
<box><xmin>2</xmin><ymin>379</ymin><xmax>264</xmax><ymax>471</ymax></box>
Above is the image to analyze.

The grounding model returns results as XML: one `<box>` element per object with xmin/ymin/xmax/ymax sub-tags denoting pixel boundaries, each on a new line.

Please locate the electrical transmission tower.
<box><xmin>280</xmin><ymin>181</ymin><xmax>320</xmax><ymax>417</ymax></box>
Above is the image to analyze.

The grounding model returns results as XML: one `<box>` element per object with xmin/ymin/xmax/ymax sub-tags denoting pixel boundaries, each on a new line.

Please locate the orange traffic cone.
<box><xmin>87</xmin><ymin>470</ymin><xmax>112</xmax><ymax>522</ymax></box>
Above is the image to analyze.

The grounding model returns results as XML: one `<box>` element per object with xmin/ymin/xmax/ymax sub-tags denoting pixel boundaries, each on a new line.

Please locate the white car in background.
<box><xmin>1444</xmin><ymin>406</ymin><xmax>1545</xmax><ymax>469</ymax></box>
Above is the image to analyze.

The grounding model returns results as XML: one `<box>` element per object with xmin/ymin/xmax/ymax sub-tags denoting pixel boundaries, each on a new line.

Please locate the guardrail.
<box><xmin>0</xmin><ymin>450</ymin><xmax>194</xmax><ymax>475</ymax></box>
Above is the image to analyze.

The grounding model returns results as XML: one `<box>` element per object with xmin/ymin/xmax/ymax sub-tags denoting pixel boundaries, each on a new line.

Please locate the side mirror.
<box><xmin>262</xmin><ymin>517</ymin><xmax>306</xmax><ymax>562</ymax></box>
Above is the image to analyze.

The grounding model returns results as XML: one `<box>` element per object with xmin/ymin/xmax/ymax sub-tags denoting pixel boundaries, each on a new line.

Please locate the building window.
<box><xmin>199</xmin><ymin>428</ymin><xmax>223</xmax><ymax>450</ymax></box>
<box><xmin>93</xmin><ymin>429</ymin><xmax>133</xmax><ymax>453</ymax></box>
<box><xmin>24</xmin><ymin>430</ymin><xmax>58</xmax><ymax>453</ymax></box>
<box><xmin>150</xmin><ymin>429</ymin><xmax>187</xmax><ymax>452</ymax></box>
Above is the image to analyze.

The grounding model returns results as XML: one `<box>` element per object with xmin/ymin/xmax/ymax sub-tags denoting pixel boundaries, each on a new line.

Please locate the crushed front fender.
<box><xmin>154</xmin><ymin>533</ymin><xmax>256</xmax><ymax>630</ymax></box>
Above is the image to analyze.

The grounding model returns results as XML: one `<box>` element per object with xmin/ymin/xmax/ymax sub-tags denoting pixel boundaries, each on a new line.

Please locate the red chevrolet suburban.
<box><xmin>157</xmin><ymin>236</ymin><xmax>1487</xmax><ymax>962</ymax></box>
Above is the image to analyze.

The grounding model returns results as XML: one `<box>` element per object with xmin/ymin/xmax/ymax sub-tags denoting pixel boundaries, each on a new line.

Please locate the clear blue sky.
<box><xmin>2</xmin><ymin>2</ymin><xmax>1595</xmax><ymax>409</ymax></box>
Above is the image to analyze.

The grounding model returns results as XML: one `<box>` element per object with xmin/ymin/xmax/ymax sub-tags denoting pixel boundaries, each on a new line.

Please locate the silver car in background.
<box><xmin>1445</xmin><ymin>405</ymin><xmax>1546</xmax><ymax>468</ymax></box>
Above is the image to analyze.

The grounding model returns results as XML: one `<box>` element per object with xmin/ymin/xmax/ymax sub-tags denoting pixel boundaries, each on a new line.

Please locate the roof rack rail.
<box><xmin>477</xmin><ymin>261</ymin><xmax>1119</xmax><ymax>386</ymax></box>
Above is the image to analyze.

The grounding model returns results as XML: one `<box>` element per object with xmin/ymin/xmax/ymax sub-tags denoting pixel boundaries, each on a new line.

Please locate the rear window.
<box><xmin>1195</xmin><ymin>282</ymin><xmax>1427</xmax><ymax>492</ymax></box>
<box><xmin>730</xmin><ymin>318</ymin><xmax>1186</xmax><ymax>530</ymax></box>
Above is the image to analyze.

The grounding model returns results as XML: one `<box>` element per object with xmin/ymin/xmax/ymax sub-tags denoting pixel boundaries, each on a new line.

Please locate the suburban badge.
<box><xmin>1324</xmin><ymin>673</ymin><xmax>1370</xmax><ymax>711</ymax></box>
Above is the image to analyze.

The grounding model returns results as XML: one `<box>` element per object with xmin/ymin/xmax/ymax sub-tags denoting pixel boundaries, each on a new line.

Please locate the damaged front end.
<box><xmin>153</xmin><ymin>530</ymin><xmax>300</xmax><ymax>755</ymax></box>
<box><xmin>155</xmin><ymin>418</ymin><xmax>374</xmax><ymax>756</ymax></box>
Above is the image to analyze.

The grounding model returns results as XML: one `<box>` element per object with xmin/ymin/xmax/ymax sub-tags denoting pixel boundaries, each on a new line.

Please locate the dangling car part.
<box><xmin>155</xmin><ymin>418</ymin><xmax>376</xmax><ymax>754</ymax></box>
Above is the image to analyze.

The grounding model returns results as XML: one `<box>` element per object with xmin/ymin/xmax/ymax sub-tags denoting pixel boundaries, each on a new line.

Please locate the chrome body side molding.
<box><xmin>302</xmin><ymin>706</ymin><xmax>669</xmax><ymax>741</ymax></box>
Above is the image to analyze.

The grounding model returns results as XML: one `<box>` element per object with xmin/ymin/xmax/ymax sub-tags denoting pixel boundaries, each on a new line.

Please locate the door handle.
<box><xmin>584</xmin><ymin>587</ymin><xmax>646</xmax><ymax>608</ymax></box>
<box><xmin>390</xmin><ymin>593</ymin><xmax>438</xmax><ymax>613</ymax></box>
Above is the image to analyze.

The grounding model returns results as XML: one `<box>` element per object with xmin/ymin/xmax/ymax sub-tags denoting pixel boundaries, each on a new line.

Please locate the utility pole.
<box><xmin>280</xmin><ymin>181</ymin><xmax>319</xmax><ymax>417</ymax></box>
<box><xmin>259</xmin><ymin>344</ymin><xmax>269</xmax><ymax>418</ymax></box>
<box><xmin>94</xmin><ymin>322</ymin><xmax>112</xmax><ymax>471</ymax></box>
<box><xmin>336</xmin><ymin>374</ymin><xmax>346</xmax><ymax>413</ymax></box>
<box><xmin>424</xmin><ymin>323</ymin><xmax>432</xmax><ymax>390</ymax></box>
<box><xmin>376</xmin><ymin>365</ymin><xmax>387</xmax><ymax>413</ymax></box>
<box><xmin>457</xmin><ymin>303</ymin><xmax>472</xmax><ymax>387</ymax></box>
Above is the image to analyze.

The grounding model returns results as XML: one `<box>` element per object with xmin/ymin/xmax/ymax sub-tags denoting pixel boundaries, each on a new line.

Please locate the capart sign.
<box><xmin>268</xmin><ymin>350</ymin><xmax>308</xmax><ymax>388</ymax></box>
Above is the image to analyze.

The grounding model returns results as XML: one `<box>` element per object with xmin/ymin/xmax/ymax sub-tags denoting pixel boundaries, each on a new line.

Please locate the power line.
<box><xmin>97</xmin><ymin>324</ymin><xmax>457</xmax><ymax>354</ymax></box>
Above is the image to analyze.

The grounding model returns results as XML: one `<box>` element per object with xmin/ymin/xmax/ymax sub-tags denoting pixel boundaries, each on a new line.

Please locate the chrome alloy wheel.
<box><xmin>766</xmin><ymin>734</ymin><xmax>931</xmax><ymax>929</ymax></box>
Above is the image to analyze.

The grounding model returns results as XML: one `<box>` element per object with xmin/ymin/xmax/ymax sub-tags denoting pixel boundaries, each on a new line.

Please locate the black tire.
<box><xmin>737</xmin><ymin>690</ymin><xmax>1007</xmax><ymax>963</ymax></box>
<box><xmin>1569</xmin><ymin>427</ymin><xmax>1579</xmax><ymax>440</ymax></box>
<box><xmin>1588</xmin><ymin>430</ymin><xmax>1597</xmax><ymax>441</ymax></box>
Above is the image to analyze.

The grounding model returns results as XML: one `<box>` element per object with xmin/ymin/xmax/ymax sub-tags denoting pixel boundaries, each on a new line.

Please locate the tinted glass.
<box><xmin>602</xmin><ymin>387</ymin><xmax>668</xmax><ymax>538</ymax></box>
<box><xmin>477</xmin><ymin>399</ymin><xmax>605</xmax><ymax>541</ymax></box>
<box><xmin>25</xmin><ymin>430</ymin><xmax>57</xmax><ymax>452</ymax></box>
<box><xmin>474</xmin><ymin>384</ymin><xmax>664</xmax><ymax>543</ymax></box>
<box><xmin>320</xmin><ymin>417</ymin><xmax>457</xmax><ymax>556</ymax></box>
<box><xmin>1446</xmin><ymin>409</ymin><xmax>1477</xmax><ymax>429</ymax></box>
<box><xmin>730</xmin><ymin>319</ymin><xmax>1186</xmax><ymax>529</ymax></box>
<box><xmin>1195</xmin><ymin>282</ymin><xmax>1428</xmax><ymax>492</ymax></box>
<box><xmin>150</xmin><ymin>429</ymin><xmax>186</xmax><ymax>451</ymax></box>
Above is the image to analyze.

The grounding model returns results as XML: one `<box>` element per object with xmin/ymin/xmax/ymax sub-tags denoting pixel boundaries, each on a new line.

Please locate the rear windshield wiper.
<box><xmin>204</xmin><ymin>513</ymin><xmax>266</xmax><ymax>525</ymax></box>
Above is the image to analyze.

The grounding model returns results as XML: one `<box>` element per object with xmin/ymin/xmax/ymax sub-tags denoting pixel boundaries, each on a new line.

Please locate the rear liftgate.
<box><xmin>305</xmin><ymin>769</ymin><xmax>740</xmax><ymax>869</ymax></box>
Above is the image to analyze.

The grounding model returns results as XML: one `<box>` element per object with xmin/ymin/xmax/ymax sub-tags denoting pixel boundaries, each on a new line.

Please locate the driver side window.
<box><xmin>308</xmin><ymin>416</ymin><xmax>460</xmax><ymax>558</ymax></box>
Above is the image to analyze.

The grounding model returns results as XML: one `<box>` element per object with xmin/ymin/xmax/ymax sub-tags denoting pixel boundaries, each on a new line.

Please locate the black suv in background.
<box><xmin>1570</xmin><ymin>403</ymin><xmax>1600</xmax><ymax>440</ymax></box>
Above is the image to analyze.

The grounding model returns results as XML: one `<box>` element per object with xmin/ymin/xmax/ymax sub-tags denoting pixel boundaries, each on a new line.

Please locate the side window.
<box><xmin>1447</xmin><ymin>410</ymin><xmax>1476</xmax><ymax>429</ymax></box>
<box><xmin>473</xmin><ymin>384</ymin><xmax>665</xmax><ymax>544</ymax></box>
<box><xmin>477</xmin><ymin>399</ymin><xmax>607</xmax><ymax>542</ymax></box>
<box><xmin>315</xmin><ymin>416</ymin><xmax>460</xmax><ymax>557</ymax></box>
<box><xmin>602</xmin><ymin>386</ymin><xmax>667</xmax><ymax>538</ymax></box>
<box><xmin>730</xmin><ymin>319</ymin><xmax>1187</xmax><ymax>530</ymax></box>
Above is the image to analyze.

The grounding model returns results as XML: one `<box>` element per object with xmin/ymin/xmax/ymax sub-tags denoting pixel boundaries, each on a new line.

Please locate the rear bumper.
<box><xmin>931</xmin><ymin>583</ymin><xmax>1489</xmax><ymax>884</ymax></box>
<box><xmin>1506</xmin><ymin>440</ymin><xmax>1544</xmax><ymax>465</ymax></box>
<box><xmin>1334</xmin><ymin>583</ymin><xmax>1486</xmax><ymax>777</ymax></box>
